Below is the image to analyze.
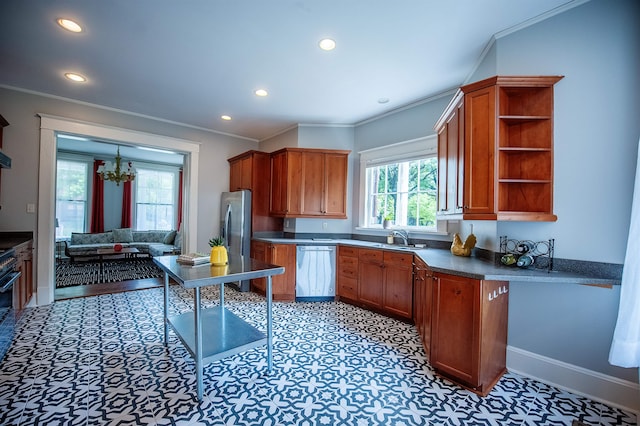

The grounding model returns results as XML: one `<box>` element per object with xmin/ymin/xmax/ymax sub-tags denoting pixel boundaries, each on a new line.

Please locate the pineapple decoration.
<box><xmin>208</xmin><ymin>236</ymin><xmax>228</xmax><ymax>266</ymax></box>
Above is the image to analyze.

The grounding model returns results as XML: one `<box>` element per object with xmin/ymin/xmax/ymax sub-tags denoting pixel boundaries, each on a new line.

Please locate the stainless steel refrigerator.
<box><xmin>220</xmin><ymin>190</ymin><xmax>252</xmax><ymax>291</ymax></box>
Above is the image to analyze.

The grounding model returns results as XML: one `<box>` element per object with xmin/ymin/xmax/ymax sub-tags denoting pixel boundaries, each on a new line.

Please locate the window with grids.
<box><xmin>364</xmin><ymin>156</ymin><xmax>438</xmax><ymax>230</ymax></box>
<box><xmin>134</xmin><ymin>167</ymin><xmax>178</xmax><ymax>230</ymax></box>
<box><xmin>56</xmin><ymin>158</ymin><xmax>90</xmax><ymax>237</ymax></box>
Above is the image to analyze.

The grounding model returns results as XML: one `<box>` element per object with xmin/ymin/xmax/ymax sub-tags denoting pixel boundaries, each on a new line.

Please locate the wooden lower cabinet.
<box><xmin>413</xmin><ymin>257</ymin><xmax>433</xmax><ymax>359</ymax></box>
<box><xmin>336</xmin><ymin>246</ymin><xmax>358</xmax><ymax>302</ymax></box>
<box><xmin>430</xmin><ymin>272</ymin><xmax>509</xmax><ymax>396</ymax></box>
<box><xmin>358</xmin><ymin>248</ymin><xmax>384</xmax><ymax>309</ymax></box>
<box><xmin>14</xmin><ymin>240</ymin><xmax>33</xmax><ymax>311</ymax></box>
<box><xmin>250</xmin><ymin>241</ymin><xmax>296</xmax><ymax>301</ymax></box>
<box><xmin>382</xmin><ymin>251</ymin><xmax>414</xmax><ymax>318</ymax></box>
<box><xmin>337</xmin><ymin>246</ymin><xmax>413</xmax><ymax>321</ymax></box>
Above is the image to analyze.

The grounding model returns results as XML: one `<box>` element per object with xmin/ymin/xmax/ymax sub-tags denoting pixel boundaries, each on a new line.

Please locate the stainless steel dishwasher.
<box><xmin>295</xmin><ymin>245</ymin><xmax>336</xmax><ymax>302</ymax></box>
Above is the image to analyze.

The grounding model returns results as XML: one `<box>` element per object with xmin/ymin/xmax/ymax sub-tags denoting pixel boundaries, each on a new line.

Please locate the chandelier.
<box><xmin>96</xmin><ymin>147</ymin><xmax>136</xmax><ymax>186</ymax></box>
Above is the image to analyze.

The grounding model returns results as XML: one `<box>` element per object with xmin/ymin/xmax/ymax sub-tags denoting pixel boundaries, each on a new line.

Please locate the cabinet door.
<box><xmin>239</xmin><ymin>156</ymin><xmax>252</xmax><ymax>190</ymax></box>
<box><xmin>382</xmin><ymin>252</ymin><xmax>413</xmax><ymax>319</ymax></box>
<box><xmin>358</xmin><ymin>249</ymin><xmax>383</xmax><ymax>308</ymax></box>
<box><xmin>413</xmin><ymin>257</ymin><xmax>432</xmax><ymax>358</ymax></box>
<box><xmin>431</xmin><ymin>272</ymin><xmax>479</xmax><ymax>387</ymax></box>
<box><xmin>463</xmin><ymin>86</ymin><xmax>496</xmax><ymax>217</ymax></box>
<box><xmin>13</xmin><ymin>241</ymin><xmax>33</xmax><ymax>311</ymax></box>
<box><xmin>285</xmin><ymin>152</ymin><xmax>303</xmax><ymax>215</ymax></box>
<box><xmin>268</xmin><ymin>243</ymin><xmax>296</xmax><ymax>301</ymax></box>
<box><xmin>323</xmin><ymin>153</ymin><xmax>348</xmax><ymax>217</ymax></box>
<box><xmin>436</xmin><ymin>125</ymin><xmax>448</xmax><ymax>214</ymax></box>
<box><xmin>269</xmin><ymin>151</ymin><xmax>288</xmax><ymax>216</ymax></box>
<box><xmin>301</xmin><ymin>151</ymin><xmax>325</xmax><ymax>216</ymax></box>
<box><xmin>229</xmin><ymin>155</ymin><xmax>252</xmax><ymax>191</ymax></box>
<box><xmin>229</xmin><ymin>159</ymin><xmax>243</xmax><ymax>191</ymax></box>
<box><xmin>250</xmin><ymin>240</ymin><xmax>267</xmax><ymax>293</ymax></box>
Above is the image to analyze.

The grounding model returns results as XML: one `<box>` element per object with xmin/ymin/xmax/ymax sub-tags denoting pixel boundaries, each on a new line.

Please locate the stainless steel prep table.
<box><xmin>153</xmin><ymin>255</ymin><xmax>285</xmax><ymax>401</ymax></box>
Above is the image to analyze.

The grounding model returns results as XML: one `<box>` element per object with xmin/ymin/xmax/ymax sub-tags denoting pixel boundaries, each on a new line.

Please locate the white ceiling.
<box><xmin>0</xmin><ymin>0</ymin><xmax>579</xmax><ymax>142</ymax></box>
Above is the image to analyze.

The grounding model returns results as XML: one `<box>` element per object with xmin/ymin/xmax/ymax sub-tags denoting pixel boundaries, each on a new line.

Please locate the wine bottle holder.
<box><xmin>499</xmin><ymin>236</ymin><xmax>554</xmax><ymax>272</ymax></box>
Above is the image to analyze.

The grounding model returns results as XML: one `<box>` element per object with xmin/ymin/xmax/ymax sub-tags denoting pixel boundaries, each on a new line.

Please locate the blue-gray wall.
<box><xmin>353</xmin><ymin>0</ymin><xmax>639</xmax><ymax>382</ymax></box>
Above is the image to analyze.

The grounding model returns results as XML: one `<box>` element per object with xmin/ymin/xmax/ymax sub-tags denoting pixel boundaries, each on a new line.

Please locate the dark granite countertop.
<box><xmin>253</xmin><ymin>237</ymin><xmax>620</xmax><ymax>286</ymax></box>
<box><xmin>0</xmin><ymin>232</ymin><xmax>34</xmax><ymax>250</ymax></box>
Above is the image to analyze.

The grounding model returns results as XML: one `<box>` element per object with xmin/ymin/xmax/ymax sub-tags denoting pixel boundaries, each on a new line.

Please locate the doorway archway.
<box><xmin>37</xmin><ymin>114</ymin><xmax>200</xmax><ymax>306</ymax></box>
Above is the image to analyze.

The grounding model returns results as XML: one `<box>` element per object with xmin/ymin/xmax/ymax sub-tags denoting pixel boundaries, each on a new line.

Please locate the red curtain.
<box><xmin>90</xmin><ymin>160</ymin><xmax>105</xmax><ymax>233</ymax></box>
<box><xmin>177</xmin><ymin>168</ymin><xmax>183</xmax><ymax>230</ymax></box>
<box><xmin>121</xmin><ymin>180</ymin><xmax>132</xmax><ymax>228</ymax></box>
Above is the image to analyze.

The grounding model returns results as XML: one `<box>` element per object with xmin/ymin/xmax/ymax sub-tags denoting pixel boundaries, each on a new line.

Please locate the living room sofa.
<box><xmin>64</xmin><ymin>228</ymin><xmax>181</xmax><ymax>262</ymax></box>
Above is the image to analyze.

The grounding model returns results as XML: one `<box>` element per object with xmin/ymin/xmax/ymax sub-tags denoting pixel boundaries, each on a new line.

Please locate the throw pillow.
<box><xmin>163</xmin><ymin>230</ymin><xmax>177</xmax><ymax>245</ymax></box>
<box><xmin>113</xmin><ymin>228</ymin><xmax>133</xmax><ymax>243</ymax></box>
<box><xmin>174</xmin><ymin>231</ymin><xmax>182</xmax><ymax>249</ymax></box>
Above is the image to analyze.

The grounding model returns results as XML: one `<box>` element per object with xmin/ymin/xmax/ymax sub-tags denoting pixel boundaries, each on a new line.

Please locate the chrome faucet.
<box><xmin>390</xmin><ymin>229</ymin><xmax>409</xmax><ymax>245</ymax></box>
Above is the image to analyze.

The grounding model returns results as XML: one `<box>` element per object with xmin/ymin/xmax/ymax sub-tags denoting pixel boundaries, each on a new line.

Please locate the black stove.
<box><xmin>0</xmin><ymin>247</ymin><xmax>20</xmax><ymax>361</ymax></box>
<box><xmin>0</xmin><ymin>248</ymin><xmax>20</xmax><ymax>304</ymax></box>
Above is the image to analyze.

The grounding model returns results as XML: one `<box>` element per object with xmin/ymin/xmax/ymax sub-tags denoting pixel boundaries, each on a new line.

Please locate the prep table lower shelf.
<box><xmin>168</xmin><ymin>307</ymin><xmax>267</xmax><ymax>364</ymax></box>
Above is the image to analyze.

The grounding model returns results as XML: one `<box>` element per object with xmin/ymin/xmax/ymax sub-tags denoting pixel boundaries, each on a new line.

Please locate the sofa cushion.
<box><xmin>71</xmin><ymin>232</ymin><xmax>113</xmax><ymax>245</ymax></box>
<box><xmin>174</xmin><ymin>231</ymin><xmax>182</xmax><ymax>250</ymax></box>
<box><xmin>163</xmin><ymin>230</ymin><xmax>177</xmax><ymax>245</ymax></box>
<box><xmin>148</xmin><ymin>244</ymin><xmax>180</xmax><ymax>257</ymax></box>
<box><xmin>132</xmin><ymin>230</ymin><xmax>168</xmax><ymax>243</ymax></box>
<box><xmin>113</xmin><ymin>228</ymin><xmax>133</xmax><ymax>243</ymax></box>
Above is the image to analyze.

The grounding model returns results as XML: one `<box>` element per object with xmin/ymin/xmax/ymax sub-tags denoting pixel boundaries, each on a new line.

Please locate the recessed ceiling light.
<box><xmin>319</xmin><ymin>38</ymin><xmax>336</xmax><ymax>51</ymax></box>
<box><xmin>255</xmin><ymin>89</ymin><xmax>268</xmax><ymax>97</ymax></box>
<box><xmin>378</xmin><ymin>98</ymin><xmax>390</xmax><ymax>104</ymax></box>
<box><xmin>57</xmin><ymin>18</ymin><xmax>82</xmax><ymax>33</ymax></box>
<box><xmin>221</xmin><ymin>115</ymin><xmax>232</xmax><ymax>121</ymax></box>
<box><xmin>64</xmin><ymin>72</ymin><xmax>86</xmax><ymax>82</ymax></box>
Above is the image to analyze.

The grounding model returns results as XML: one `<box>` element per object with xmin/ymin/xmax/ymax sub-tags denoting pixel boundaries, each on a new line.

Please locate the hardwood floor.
<box><xmin>55</xmin><ymin>277</ymin><xmax>163</xmax><ymax>300</ymax></box>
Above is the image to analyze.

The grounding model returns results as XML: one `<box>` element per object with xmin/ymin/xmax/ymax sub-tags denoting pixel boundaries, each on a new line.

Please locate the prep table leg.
<box><xmin>267</xmin><ymin>275</ymin><xmax>272</xmax><ymax>372</ymax></box>
<box><xmin>194</xmin><ymin>287</ymin><xmax>203</xmax><ymax>401</ymax></box>
<box><xmin>163</xmin><ymin>272</ymin><xmax>169</xmax><ymax>345</ymax></box>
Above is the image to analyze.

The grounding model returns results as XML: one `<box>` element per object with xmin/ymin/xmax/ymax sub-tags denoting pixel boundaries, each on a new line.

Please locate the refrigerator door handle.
<box><xmin>223</xmin><ymin>204</ymin><xmax>232</xmax><ymax>247</ymax></box>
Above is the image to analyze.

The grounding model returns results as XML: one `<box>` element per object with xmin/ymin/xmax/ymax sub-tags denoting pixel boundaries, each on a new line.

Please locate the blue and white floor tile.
<box><xmin>0</xmin><ymin>286</ymin><xmax>636</xmax><ymax>426</ymax></box>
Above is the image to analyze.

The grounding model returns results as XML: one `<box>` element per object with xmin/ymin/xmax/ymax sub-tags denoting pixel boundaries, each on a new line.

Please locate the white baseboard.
<box><xmin>507</xmin><ymin>345</ymin><xmax>639</xmax><ymax>414</ymax></box>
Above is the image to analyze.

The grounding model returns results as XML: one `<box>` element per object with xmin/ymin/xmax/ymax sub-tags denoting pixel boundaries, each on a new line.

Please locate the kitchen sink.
<box><xmin>366</xmin><ymin>243</ymin><xmax>414</xmax><ymax>251</ymax></box>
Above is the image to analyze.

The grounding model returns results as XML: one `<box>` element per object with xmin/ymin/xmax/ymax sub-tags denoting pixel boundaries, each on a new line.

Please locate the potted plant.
<box><xmin>208</xmin><ymin>236</ymin><xmax>228</xmax><ymax>266</ymax></box>
<box><xmin>383</xmin><ymin>215</ymin><xmax>392</xmax><ymax>229</ymax></box>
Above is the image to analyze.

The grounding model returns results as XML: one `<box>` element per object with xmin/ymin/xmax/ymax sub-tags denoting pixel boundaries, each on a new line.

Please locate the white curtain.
<box><xmin>609</xmin><ymin>138</ymin><xmax>640</xmax><ymax>368</ymax></box>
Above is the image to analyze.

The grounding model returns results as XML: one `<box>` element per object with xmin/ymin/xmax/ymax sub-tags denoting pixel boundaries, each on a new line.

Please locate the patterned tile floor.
<box><xmin>0</xmin><ymin>286</ymin><xmax>636</xmax><ymax>426</ymax></box>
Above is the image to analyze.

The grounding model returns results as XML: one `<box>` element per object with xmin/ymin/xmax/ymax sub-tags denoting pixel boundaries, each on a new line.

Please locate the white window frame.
<box><xmin>132</xmin><ymin>162</ymin><xmax>180</xmax><ymax>231</ymax></box>
<box><xmin>55</xmin><ymin>152</ymin><xmax>94</xmax><ymax>236</ymax></box>
<box><xmin>358</xmin><ymin>135</ymin><xmax>448</xmax><ymax>235</ymax></box>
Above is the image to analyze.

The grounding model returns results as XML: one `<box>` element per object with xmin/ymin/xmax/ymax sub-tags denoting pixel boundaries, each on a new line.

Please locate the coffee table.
<box><xmin>96</xmin><ymin>247</ymin><xmax>140</xmax><ymax>281</ymax></box>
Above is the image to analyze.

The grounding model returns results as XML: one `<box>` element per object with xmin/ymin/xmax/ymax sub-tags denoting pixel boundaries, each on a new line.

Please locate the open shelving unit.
<box><xmin>495</xmin><ymin>77</ymin><xmax>563</xmax><ymax>221</ymax></box>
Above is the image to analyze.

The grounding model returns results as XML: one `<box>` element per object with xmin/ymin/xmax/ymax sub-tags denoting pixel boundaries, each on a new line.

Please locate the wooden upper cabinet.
<box><xmin>435</xmin><ymin>75</ymin><xmax>563</xmax><ymax>221</ymax></box>
<box><xmin>228</xmin><ymin>150</ymin><xmax>283</xmax><ymax>233</ymax></box>
<box><xmin>463</xmin><ymin>85</ymin><xmax>496</xmax><ymax>217</ymax></box>
<box><xmin>436</xmin><ymin>90</ymin><xmax>464</xmax><ymax>216</ymax></box>
<box><xmin>270</xmin><ymin>148</ymin><xmax>350</xmax><ymax>218</ymax></box>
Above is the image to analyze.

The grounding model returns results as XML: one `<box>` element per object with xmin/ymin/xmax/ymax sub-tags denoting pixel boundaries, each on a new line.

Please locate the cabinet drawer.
<box><xmin>338</xmin><ymin>262</ymin><xmax>358</xmax><ymax>278</ymax></box>
<box><xmin>359</xmin><ymin>248</ymin><xmax>383</xmax><ymax>262</ymax></box>
<box><xmin>339</xmin><ymin>246</ymin><xmax>358</xmax><ymax>257</ymax></box>
<box><xmin>338</xmin><ymin>277</ymin><xmax>358</xmax><ymax>299</ymax></box>
<box><xmin>384</xmin><ymin>251</ymin><xmax>413</xmax><ymax>266</ymax></box>
<box><xmin>339</xmin><ymin>255</ymin><xmax>358</xmax><ymax>267</ymax></box>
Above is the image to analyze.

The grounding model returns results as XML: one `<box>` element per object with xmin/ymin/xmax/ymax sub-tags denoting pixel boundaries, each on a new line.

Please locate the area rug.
<box><xmin>55</xmin><ymin>258</ymin><xmax>164</xmax><ymax>288</ymax></box>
